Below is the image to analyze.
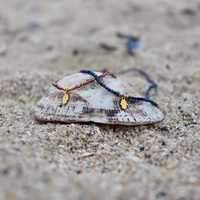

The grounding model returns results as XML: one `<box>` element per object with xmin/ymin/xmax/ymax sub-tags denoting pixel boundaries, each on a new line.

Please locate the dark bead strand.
<box><xmin>80</xmin><ymin>70</ymin><xmax>158</xmax><ymax>107</ymax></box>
<box><xmin>118</xmin><ymin>68</ymin><xmax>157</xmax><ymax>102</ymax></box>
<box><xmin>80</xmin><ymin>70</ymin><xmax>119</xmax><ymax>95</ymax></box>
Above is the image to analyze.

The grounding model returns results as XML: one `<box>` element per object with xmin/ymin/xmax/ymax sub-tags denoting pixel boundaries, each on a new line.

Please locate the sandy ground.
<box><xmin>0</xmin><ymin>0</ymin><xmax>200</xmax><ymax>199</ymax></box>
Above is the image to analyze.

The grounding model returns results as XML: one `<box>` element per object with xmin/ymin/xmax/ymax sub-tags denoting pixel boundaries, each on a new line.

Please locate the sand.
<box><xmin>0</xmin><ymin>0</ymin><xmax>200</xmax><ymax>199</ymax></box>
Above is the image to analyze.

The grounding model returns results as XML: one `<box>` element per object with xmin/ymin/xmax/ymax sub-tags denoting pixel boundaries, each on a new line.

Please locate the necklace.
<box><xmin>52</xmin><ymin>72</ymin><xmax>116</xmax><ymax>104</ymax></box>
<box><xmin>80</xmin><ymin>70</ymin><xmax>158</xmax><ymax>109</ymax></box>
<box><xmin>52</xmin><ymin>69</ymin><xmax>158</xmax><ymax>109</ymax></box>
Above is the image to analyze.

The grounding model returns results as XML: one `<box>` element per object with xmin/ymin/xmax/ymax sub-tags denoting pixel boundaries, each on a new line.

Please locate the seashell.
<box><xmin>34</xmin><ymin>72</ymin><xmax>164</xmax><ymax>125</ymax></box>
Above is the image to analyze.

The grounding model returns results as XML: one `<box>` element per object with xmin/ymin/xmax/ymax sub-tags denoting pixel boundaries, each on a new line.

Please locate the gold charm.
<box><xmin>120</xmin><ymin>98</ymin><xmax>128</xmax><ymax>110</ymax></box>
<box><xmin>62</xmin><ymin>93</ymin><xmax>69</xmax><ymax>104</ymax></box>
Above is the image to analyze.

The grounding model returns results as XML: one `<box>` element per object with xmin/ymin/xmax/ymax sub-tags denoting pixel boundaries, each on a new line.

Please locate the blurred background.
<box><xmin>0</xmin><ymin>0</ymin><xmax>199</xmax><ymax>77</ymax></box>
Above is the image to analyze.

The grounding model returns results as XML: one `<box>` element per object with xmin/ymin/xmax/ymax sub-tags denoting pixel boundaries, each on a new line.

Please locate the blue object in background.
<box><xmin>127</xmin><ymin>38</ymin><xmax>144</xmax><ymax>55</ymax></box>
<box><xmin>116</xmin><ymin>32</ymin><xmax>144</xmax><ymax>55</ymax></box>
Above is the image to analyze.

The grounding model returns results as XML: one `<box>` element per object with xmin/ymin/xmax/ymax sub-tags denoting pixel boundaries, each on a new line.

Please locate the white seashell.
<box><xmin>34</xmin><ymin>72</ymin><xmax>164</xmax><ymax>125</ymax></box>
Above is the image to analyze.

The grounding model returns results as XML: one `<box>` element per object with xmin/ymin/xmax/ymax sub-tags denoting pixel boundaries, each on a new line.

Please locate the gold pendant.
<box><xmin>62</xmin><ymin>93</ymin><xmax>69</xmax><ymax>104</ymax></box>
<box><xmin>120</xmin><ymin>98</ymin><xmax>128</xmax><ymax>110</ymax></box>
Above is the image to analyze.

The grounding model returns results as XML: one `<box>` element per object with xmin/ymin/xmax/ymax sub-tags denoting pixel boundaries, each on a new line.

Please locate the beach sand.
<box><xmin>0</xmin><ymin>0</ymin><xmax>200</xmax><ymax>199</ymax></box>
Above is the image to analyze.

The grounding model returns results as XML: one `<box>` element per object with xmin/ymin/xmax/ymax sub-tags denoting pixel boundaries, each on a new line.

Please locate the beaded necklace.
<box><xmin>52</xmin><ymin>69</ymin><xmax>158</xmax><ymax>109</ymax></box>
<box><xmin>80</xmin><ymin>70</ymin><xmax>158</xmax><ymax>109</ymax></box>
<box><xmin>117</xmin><ymin>68</ymin><xmax>157</xmax><ymax>105</ymax></box>
<box><xmin>52</xmin><ymin>72</ymin><xmax>116</xmax><ymax>104</ymax></box>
